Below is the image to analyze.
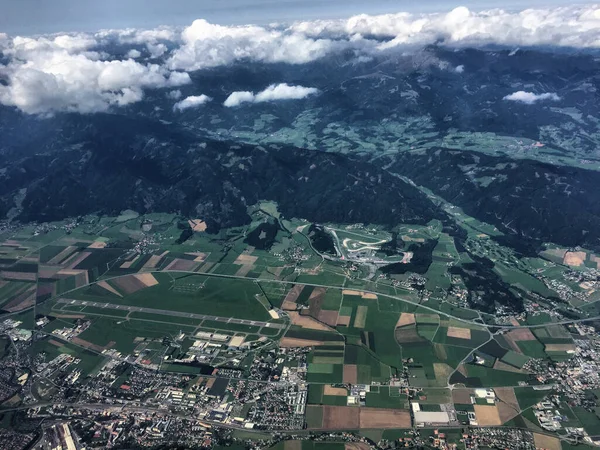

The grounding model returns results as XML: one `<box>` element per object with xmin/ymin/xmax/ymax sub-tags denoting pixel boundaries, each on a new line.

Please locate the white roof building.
<box><xmin>413</xmin><ymin>411</ymin><xmax>451</xmax><ymax>425</ymax></box>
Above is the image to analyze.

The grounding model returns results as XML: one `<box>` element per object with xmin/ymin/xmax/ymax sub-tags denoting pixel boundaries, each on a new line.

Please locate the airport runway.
<box><xmin>55</xmin><ymin>298</ymin><xmax>285</xmax><ymax>329</ymax></box>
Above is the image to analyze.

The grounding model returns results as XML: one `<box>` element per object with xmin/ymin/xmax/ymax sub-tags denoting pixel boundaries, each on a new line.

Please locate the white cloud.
<box><xmin>93</xmin><ymin>4</ymin><xmax>600</xmax><ymax>59</ymax></box>
<box><xmin>455</xmin><ymin>65</ymin><xmax>464</xmax><ymax>73</ymax></box>
<box><xmin>503</xmin><ymin>91</ymin><xmax>561</xmax><ymax>104</ymax></box>
<box><xmin>0</xmin><ymin>34</ymin><xmax>191</xmax><ymax>114</ymax></box>
<box><xmin>126</xmin><ymin>49</ymin><xmax>141</xmax><ymax>58</ymax></box>
<box><xmin>173</xmin><ymin>94</ymin><xmax>212</xmax><ymax>111</ymax></box>
<box><xmin>127</xmin><ymin>48</ymin><xmax>142</xmax><ymax>59</ymax></box>
<box><xmin>168</xmin><ymin>19</ymin><xmax>338</xmax><ymax>71</ymax></box>
<box><xmin>292</xmin><ymin>5</ymin><xmax>600</xmax><ymax>49</ymax></box>
<box><xmin>164</xmin><ymin>5</ymin><xmax>600</xmax><ymax>71</ymax></box>
<box><xmin>1</xmin><ymin>4</ymin><xmax>598</xmax><ymax>115</ymax></box>
<box><xmin>255</xmin><ymin>84</ymin><xmax>318</xmax><ymax>102</ymax></box>
<box><xmin>223</xmin><ymin>91</ymin><xmax>255</xmax><ymax>107</ymax></box>
<box><xmin>223</xmin><ymin>84</ymin><xmax>318</xmax><ymax>107</ymax></box>
<box><xmin>146</xmin><ymin>43</ymin><xmax>167</xmax><ymax>58</ymax></box>
<box><xmin>164</xmin><ymin>71</ymin><xmax>190</xmax><ymax>86</ymax></box>
<box><xmin>167</xmin><ymin>89</ymin><xmax>182</xmax><ymax>99</ymax></box>
<box><xmin>97</xmin><ymin>26</ymin><xmax>177</xmax><ymax>45</ymax></box>
<box><xmin>6</xmin><ymin>34</ymin><xmax>98</xmax><ymax>60</ymax></box>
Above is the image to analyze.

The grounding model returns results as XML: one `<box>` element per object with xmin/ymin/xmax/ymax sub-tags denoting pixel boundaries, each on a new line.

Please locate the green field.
<box><xmin>493</xmin><ymin>263</ymin><xmax>558</xmax><ymax>298</ymax></box>
<box><xmin>517</xmin><ymin>340</ymin><xmax>548</xmax><ymax>359</ymax></box>
<box><xmin>306</xmin><ymin>364</ymin><xmax>344</xmax><ymax>383</ymax></box>
<box><xmin>0</xmin><ymin>280</ymin><xmax>35</xmax><ymax>309</ymax></box>
<box><xmin>305</xmin><ymin>405</ymin><xmax>324</xmax><ymax>428</ymax></box>
<box><xmin>321</xmin><ymin>290</ymin><xmax>343</xmax><ymax>310</ymax></box>
<box><xmin>338</xmin><ymin>295</ymin><xmax>404</xmax><ymax>368</ymax></box>
<box><xmin>500</xmin><ymin>351</ymin><xmax>531</xmax><ymax>369</ymax></box>
<box><xmin>573</xmin><ymin>407</ymin><xmax>600</xmax><ymax>435</ymax></box>
<box><xmin>365</xmin><ymin>386</ymin><xmax>407</xmax><ymax>409</ymax></box>
<box><xmin>434</xmin><ymin>344</ymin><xmax>472</xmax><ymax>368</ymax></box>
<box><xmin>417</xmin><ymin>388</ymin><xmax>452</xmax><ymax>404</ymax></box>
<box><xmin>460</xmin><ymin>364</ymin><xmax>531</xmax><ymax>387</ymax></box>
<box><xmin>342</xmin><ymin>345</ymin><xmax>390</xmax><ymax>383</ymax></box>
<box><xmin>285</xmin><ymin>327</ymin><xmax>344</xmax><ymax>343</ymax></box>
<box><xmin>417</xmin><ymin>323</ymin><xmax>439</xmax><ymax>341</ymax></box>
<box><xmin>75</xmin><ymin>316</ymin><xmax>191</xmax><ymax>354</ymax></box>
<box><xmin>307</xmin><ymin>385</ymin><xmax>324</xmax><ymax>404</ymax></box>
<box><xmin>432</xmin><ymin>326</ymin><xmax>490</xmax><ymax>348</ymax></box>
<box><xmin>514</xmin><ymin>387</ymin><xmax>552</xmax><ymax>410</ymax></box>
<box><xmin>439</xmin><ymin>303</ymin><xmax>479</xmax><ymax>320</ymax></box>
<box><xmin>381</xmin><ymin>429</ymin><xmax>415</xmax><ymax>441</ymax></box>
<box><xmin>57</xmin><ymin>272</ymin><xmax>270</xmax><ymax>321</ymax></box>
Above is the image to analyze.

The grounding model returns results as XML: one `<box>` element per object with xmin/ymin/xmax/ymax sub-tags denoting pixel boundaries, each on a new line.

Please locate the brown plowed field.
<box><xmin>112</xmin><ymin>275</ymin><xmax>147</xmax><ymax>295</ymax></box>
<box><xmin>322</xmin><ymin>406</ymin><xmax>360</xmax><ymax>429</ymax></box>
<box><xmin>337</xmin><ymin>315</ymin><xmax>351</xmax><ymax>326</ymax></box>
<box><xmin>343</xmin><ymin>365</ymin><xmax>358</xmax><ymax>384</ymax></box>
<box><xmin>396</xmin><ymin>313</ymin><xmax>416</xmax><ymax>328</ymax></box>
<box><xmin>447</xmin><ymin>326</ymin><xmax>471</xmax><ymax>339</ymax></box>
<box><xmin>289</xmin><ymin>312</ymin><xmax>333</xmax><ymax>331</ymax></box>
<box><xmin>324</xmin><ymin>385</ymin><xmax>348</xmax><ymax>396</ymax></box>
<box><xmin>474</xmin><ymin>404</ymin><xmax>502</xmax><ymax>426</ymax></box>
<box><xmin>279</xmin><ymin>337</ymin><xmax>324</xmax><ymax>348</ymax></box>
<box><xmin>452</xmin><ymin>389</ymin><xmax>473</xmax><ymax>404</ymax></box>
<box><xmin>318</xmin><ymin>310</ymin><xmax>339</xmax><ymax>327</ymax></box>
<box><xmin>359</xmin><ymin>408</ymin><xmax>411</xmax><ymax>428</ymax></box>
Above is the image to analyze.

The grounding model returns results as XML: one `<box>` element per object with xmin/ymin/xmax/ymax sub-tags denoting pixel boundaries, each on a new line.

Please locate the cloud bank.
<box><xmin>0</xmin><ymin>33</ymin><xmax>190</xmax><ymax>114</ymax></box>
<box><xmin>168</xmin><ymin>19</ymin><xmax>337</xmax><ymax>71</ymax></box>
<box><xmin>503</xmin><ymin>91</ymin><xmax>561</xmax><ymax>104</ymax></box>
<box><xmin>290</xmin><ymin>5</ymin><xmax>600</xmax><ymax>48</ymax></box>
<box><xmin>168</xmin><ymin>4</ymin><xmax>600</xmax><ymax>71</ymax></box>
<box><xmin>223</xmin><ymin>84</ymin><xmax>318</xmax><ymax>107</ymax></box>
<box><xmin>173</xmin><ymin>94</ymin><xmax>212</xmax><ymax>110</ymax></box>
<box><xmin>0</xmin><ymin>4</ymin><xmax>599</xmax><ymax>114</ymax></box>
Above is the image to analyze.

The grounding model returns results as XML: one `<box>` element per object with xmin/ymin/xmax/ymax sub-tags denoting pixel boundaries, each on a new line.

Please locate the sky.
<box><xmin>0</xmin><ymin>0</ymin><xmax>583</xmax><ymax>35</ymax></box>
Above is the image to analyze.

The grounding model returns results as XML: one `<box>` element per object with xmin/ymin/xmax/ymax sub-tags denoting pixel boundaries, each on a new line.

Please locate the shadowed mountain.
<box><xmin>0</xmin><ymin>114</ymin><xmax>442</xmax><ymax>230</ymax></box>
<box><xmin>390</xmin><ymin>148</ymin><xmax>600</xmax><ymax>252</ymax></box>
